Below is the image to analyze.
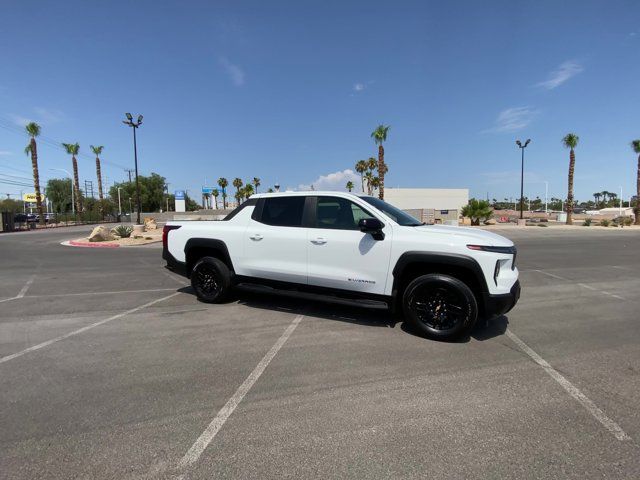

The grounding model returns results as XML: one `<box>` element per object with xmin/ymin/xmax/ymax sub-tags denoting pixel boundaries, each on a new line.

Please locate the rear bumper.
<box><xmin>482</xmin><ymin>280</ymin><xmax>520</xmax><ymax>318</ymax></box>
<box><xmin>163</xmin><ymin>248</ymin><xmax>188</xmax><ymax>277</ymax></box>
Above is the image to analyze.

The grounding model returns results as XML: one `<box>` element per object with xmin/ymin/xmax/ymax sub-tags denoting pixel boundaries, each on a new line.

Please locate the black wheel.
<box><xmin>402</xmin><ymin>274</ymin><xmax>478</xmax><ymax>341</ymax></box>
<box><xmin>191</xmin><ymin>257</ymin><xmax>232</xmax><ymax>303</ymax></box>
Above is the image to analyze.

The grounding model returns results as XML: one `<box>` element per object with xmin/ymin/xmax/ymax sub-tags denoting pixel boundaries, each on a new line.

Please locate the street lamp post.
<box><xmin>544</xmin><ymin>181</ymin><xmax>549</xmax><ymax>215</ymax></box>
<box><xmin>515</xmin><ymin>139</ymin><xmax>531</xmax><ymax>220</ymax></box>
<box><xmin>122</xmin><ymin>113</ymin><xmax>143</xmax><ymax>225</ymax></box>
<box><xmin>117</xmin><ymin>187</ymin><xmax>122</xmax><ymax>216</ymax></box>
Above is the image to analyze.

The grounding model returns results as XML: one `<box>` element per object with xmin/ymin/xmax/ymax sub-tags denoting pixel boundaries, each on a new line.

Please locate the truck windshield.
<box><xmin>361</xmin><ymin>196</ymin><xmax>423</xmax><ymax>226</ymax></box>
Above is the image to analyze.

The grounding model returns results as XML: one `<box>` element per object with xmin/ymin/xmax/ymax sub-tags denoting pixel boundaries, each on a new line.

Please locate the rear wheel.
<box><xmin>402</xmin><ymin>274</ymin><xmax>478</xmax><ymax>341</ymax></box>
<box><xmin>191</xmin><ymin>257</ymin><xmax>232</xmax><ymax>303</ymax></box>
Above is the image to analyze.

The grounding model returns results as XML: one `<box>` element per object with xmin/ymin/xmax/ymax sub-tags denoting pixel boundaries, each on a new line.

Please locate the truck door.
<box><xmin>306</xmin><ymin>196</ymin><xmax>392</xmax><ymax>295</ymax></box>
<box><xmin>240</xmin><ymin>196</ymin><xmax>308</xmax><ymax>284</ymax></box>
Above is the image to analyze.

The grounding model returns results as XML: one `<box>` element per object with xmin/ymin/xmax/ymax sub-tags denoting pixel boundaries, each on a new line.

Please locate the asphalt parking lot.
<box><xmin>1</xmin><ymin>225</ymin><xmax>639</xmax><ymax>479</ymax></box>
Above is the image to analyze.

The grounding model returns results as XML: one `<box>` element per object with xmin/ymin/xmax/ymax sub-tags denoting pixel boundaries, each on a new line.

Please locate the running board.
<box><xmin>235</xmin><ymin>283</ymin><xmax>390</xmax><ymax>310</ymax></box>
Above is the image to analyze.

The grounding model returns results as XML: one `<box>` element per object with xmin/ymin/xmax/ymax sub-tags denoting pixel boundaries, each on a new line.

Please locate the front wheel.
<box><xmin>402</xmin><ymin>274</ymin><xmax>478</xmax><ymax>341</ymax></box>
<box><xmin>191</xmin><ymin>257</ymin><xmax>232</xmax><ymax>303</ymax></box>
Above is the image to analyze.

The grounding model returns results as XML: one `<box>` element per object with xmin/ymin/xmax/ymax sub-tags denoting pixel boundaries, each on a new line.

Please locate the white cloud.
<box><xmin>0</xmin><ymin>150</ymin><xmax>12</xmax><ymax>156</ymax></box>
<box><xmin>219</xmin><ymin>56</ymin><xmax>245</xmax><ymax>86</ymax></box>
<box><xmin>353</xmin><ymin>83</ymin><xmax>365</xmax><ymax>92</ymax></box>
<box><xmin>484</xmin><ymin>106</ymin><xmax>538</xmax><ymax>133</ymax></box>
<box><xmin>536</xmin><ymin>60</ymin><xmax>584</xmax><ymax>90</ymax></box>
<box><xmin>297</xmin><ymin>169</ymin><xmax>360</xmax><ymax>191</ymax></box>
<box><xmin>33</xmin><ymin>107</ymin><xmax>63</xmax><ymax>124</ymax></box>
<box><xmin>8</xmin><ymin>114</ymin><xmax>33</xmax><ymax>127</ymax></box>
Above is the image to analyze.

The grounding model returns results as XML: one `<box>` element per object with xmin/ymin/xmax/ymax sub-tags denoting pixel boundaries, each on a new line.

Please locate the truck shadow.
<box><xmin>215</xmin><ymin>288</ymin><xmax>509</xmax><ymax>342</ymax></box>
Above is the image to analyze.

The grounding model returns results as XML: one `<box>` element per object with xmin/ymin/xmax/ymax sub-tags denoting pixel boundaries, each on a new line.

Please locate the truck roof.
<box><xmin>251</xmin><ymin>191</ymin><xmax>373</xmax><ymax>199</ymax></box>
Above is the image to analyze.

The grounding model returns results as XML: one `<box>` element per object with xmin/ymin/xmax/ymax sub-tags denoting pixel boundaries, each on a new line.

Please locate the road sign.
<box><xmin>174</xmin><ymin>190</ymin><xmax>185</xmax><ymax>200</ymax></box>
<box><xmin>202</xmin><ymin>186</ymin><xmax>214</xmax><ymax>194</ymax></box>
<box><xmin>22</xmin><ymin>193</ymin><xmax>45</xmax><ymax>202</ymax></box>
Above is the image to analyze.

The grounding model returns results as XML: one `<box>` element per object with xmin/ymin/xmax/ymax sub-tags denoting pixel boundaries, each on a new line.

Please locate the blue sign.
<box><xmin>202</xmin><ymin>186</ymin><xmax>214</xmax><ymax>194</ymax></box>
<box><xmin>175</xmin><ymin>190</ymin><xmax>185</xmax><ymax>200</ymax></box>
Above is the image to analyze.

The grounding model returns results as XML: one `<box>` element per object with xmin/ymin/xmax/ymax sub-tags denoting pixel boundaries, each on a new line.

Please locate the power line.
<box><xmin>0</xmin><ymin>119</ymin><xmax>132</xmax><ymax>170</ymax></box>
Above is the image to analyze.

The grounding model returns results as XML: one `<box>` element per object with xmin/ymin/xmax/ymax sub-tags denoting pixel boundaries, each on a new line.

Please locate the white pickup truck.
<box><xmin>163</xmin><ymin>191</ymin><xmax>520</xmax><ymax>340</ymax></box>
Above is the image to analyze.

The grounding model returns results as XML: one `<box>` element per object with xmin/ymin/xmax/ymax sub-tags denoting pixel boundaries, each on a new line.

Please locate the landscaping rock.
<box><xmin>144</xmin><ymin>217</ymin><xmax>158</xmax><ymax>230</ymax></box>
<box><xmin>132</xmin><ymin>224</ymin><xmax>145</xmax><ymax>236</ymax></box>
<box><xmin>484</xmin><ymin>218</ymin><xmax>496</xmax><ymax>225</ymax></box>
<box><xmin>88</xmin><ymin>226</ymin><xmax>115</xmax><ymax>242</ymax></box>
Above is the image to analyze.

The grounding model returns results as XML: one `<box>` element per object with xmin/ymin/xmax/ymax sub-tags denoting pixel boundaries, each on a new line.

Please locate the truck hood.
<box><xmin>412</xmin><ymin>224</ymin><xmax>513</xmax><ymax>247</ymax></box>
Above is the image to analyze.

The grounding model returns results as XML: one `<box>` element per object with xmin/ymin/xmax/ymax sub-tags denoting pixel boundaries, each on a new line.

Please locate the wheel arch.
<box><xmin>184</xmin><ymin>238</ymin><xmax>234</xmax><ymax>277</ymax></box>
<box><xmin>392</xmin><ymin>252</ymin><xmax>489</xmax><ymax>313</ymax></box>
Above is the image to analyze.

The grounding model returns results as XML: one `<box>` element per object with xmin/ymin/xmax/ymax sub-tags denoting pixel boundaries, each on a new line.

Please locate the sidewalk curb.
<box><xmin>63</xmin><ymin>240</ymin><xmax>120</xmax><ymax>248</ymax></box>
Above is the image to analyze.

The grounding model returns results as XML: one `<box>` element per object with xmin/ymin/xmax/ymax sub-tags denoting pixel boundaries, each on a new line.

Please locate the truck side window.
<box><xmin>259</xmin><ymin>197</ymin><xmax>305</xmax><ymax>227</ymax></box>
<box><xmin>315</xmin><ymin>196</ymin><xmax>373</xmax><ymax>230</ymax></box>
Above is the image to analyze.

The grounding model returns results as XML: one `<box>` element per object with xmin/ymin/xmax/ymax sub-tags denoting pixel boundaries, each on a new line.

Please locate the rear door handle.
<box><xmin>249</xmin><ymin>234</ymin><xmax>263</xmax><ymax>241</ymax></box>
<box><xmin>311</xmin><ymin>237</ymin><xmax>327</xmax><ymax>245</ymax></box>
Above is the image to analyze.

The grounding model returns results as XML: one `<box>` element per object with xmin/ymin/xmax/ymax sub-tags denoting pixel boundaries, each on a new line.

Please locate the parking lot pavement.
<box><xmin>1</xmin><ymin>227</ymin><xmax>639</xmax><ymax>479</ymax></box>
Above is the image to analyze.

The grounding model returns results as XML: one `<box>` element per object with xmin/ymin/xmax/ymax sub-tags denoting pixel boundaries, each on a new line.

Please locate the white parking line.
<box><xmin>177</xmin><ymin>314</ymin><xmax>305</xmax><ymax>471</ymax></box>
<box><xmin>533</xmin><ymin>269</ymin><xmax>569</xmax><ymax>281</ymax></box>
<box><xmin>16</xmin><ymin>274</ymin><xmax>35</xmax><ymax>298</ymax></box>
<box><xmin>506</xmin><ymin>329</ymin><xmax>631</xmax><ymax>441</ymax></box>
<box><xmin>0</xmin><ymin>292</ymin><xmax>180</xmax><ymax>365</ymax></box>
<box><xmin>26</xmin><ymin>288</ymin><xmax>177</xmax><ymax>298</ymax></box>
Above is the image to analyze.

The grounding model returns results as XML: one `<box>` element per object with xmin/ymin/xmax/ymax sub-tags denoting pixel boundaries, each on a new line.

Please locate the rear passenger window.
<box><xmin>259</xmin><ymin>197</ymin><xmax>305</xmax><ymax>227</ymax></box>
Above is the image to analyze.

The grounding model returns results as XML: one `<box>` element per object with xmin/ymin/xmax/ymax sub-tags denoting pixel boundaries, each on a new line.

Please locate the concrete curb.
<box><xmin>63</xmin><ymin>240</ymin><xmax>120</xmax><ymax>248</ymax></box>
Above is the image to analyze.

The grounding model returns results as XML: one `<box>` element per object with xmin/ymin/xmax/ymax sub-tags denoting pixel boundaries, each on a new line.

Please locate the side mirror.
<box><xmin>358</xmin><ymin>218</ymin><xmax>385</xmax><ymax>240</ymax></box>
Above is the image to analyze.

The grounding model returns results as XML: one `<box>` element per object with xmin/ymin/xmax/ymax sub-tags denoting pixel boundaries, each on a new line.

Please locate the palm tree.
<box><xmin>371</xmin><ymin>124</ymin><xmax>390</xmax><ymax>200</ymax></box>
<box><xmin>90</xmin><ymin>145</ymin><xmax>105</xmax><ymax>200</ymax></box>
<box><xmin>364</xmin><ymin>171</ymin><xmax>374</xmax><ymax>195</ymax></box>
<box><xmin>234</xmin><ymin>188</ymin><xmax>243</xmax><ymax>205</ymax></box>
<box><xmin>355</xmin><ymin>160</ymin><xmax>367</xmax><ymax>192</ymax></box>
<box><xmin>232</xmin><ymin>177</ymin><xmax>243</xmax><ymax>200</ymax></box>
<box><xmin>562</xmin><ymin>133</ymin><xmax>579</xmax><ymax>225</ymax></box>
<box><xmin>252</xmin><ymin>177</ymin><xmax>261</xmax><ymax>193</ymax></box>
<box><xmin>212</xmin><ymin>188</ymin><xmax>219</xmax><ymax>209</ymax></box>
<box><xmin>370</xmin><ymin>176</ymin><xmax>380</xmax><ymax>195</ymax></box>
<box><xmin>346</xmin><ymin>181</ymin><xmax>354</xmax><ymax>192</ymax></box>
<box><xmin>593</xmin><ymin>192</ymin><xmax>601</xmax><ymax>207</ymax></box>
<box><xmin>601</xmin><ymin>190</ymin><xmax>610</xmax><ymax>207</ymax></box>
<box><xmin>62</xmin><ymin>142</ymin><xmax>82</xmax><ymax>213</ymax></box>
<box><xmin>632</xmin><ymin>140</ymin><xmax>640</xmax><ymax>224</ymax></box>
<box><xmin>217</xmin><ymin>177</ymin><xmax>228</xmax><ymax>209</ymax></box>
<box><xmin>24</xmin><ymin>122</ymin><xmax>45</xmax><ymax>225</ymax></box>
<box><xmin>244</xmin><ymin>183</ymin><xmax>254</xmax><ymax>199</ymax></box>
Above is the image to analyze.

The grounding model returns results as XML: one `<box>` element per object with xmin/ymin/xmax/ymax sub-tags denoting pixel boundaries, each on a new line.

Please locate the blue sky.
<box><xmin>1</xmin><ymin>0</ymin><xmax>639</xmax><ymax>204</ymax></box>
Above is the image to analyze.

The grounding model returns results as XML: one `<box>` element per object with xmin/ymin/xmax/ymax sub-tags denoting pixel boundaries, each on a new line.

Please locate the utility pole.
<box><xmin>125</xmin><ymin>169</ymin><xmax>134</xmax><ymax>183</ymax></box>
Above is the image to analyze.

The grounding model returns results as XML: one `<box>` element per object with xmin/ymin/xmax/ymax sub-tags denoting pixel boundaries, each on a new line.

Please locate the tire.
<box><xmin>191</xmin><ymin>256</ymin><xmax>232</xmax><ymax>303</ymax></box>
<box><xmin>402</xmin><ymin>273</ymin><xmax>478</xmax><ymax>341</ymax></box>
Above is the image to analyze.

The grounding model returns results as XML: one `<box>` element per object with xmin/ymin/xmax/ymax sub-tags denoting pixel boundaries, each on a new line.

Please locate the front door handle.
<box><xmin>311</xmin><ymin>237</ymin><xmax>327</xmax><ymax>245</ymax></box>
<box><xmin>249</xmin><ymin>234</ymin><xmax>263</xmax><ymax>241</ymax></box>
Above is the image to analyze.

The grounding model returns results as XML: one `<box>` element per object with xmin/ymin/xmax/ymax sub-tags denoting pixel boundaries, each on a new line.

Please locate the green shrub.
<box><xmin>582</xmin><ymin>218</ymin><xmax>592</xmax><ymax>226</ymax></box>
<box><xmin>461</xmin><ymin>199</ymin><xmax>493</xmax><ymax>226</ymax></box>
<box><xmin>114</xmin><ymin>225</ymin><xmax>133</xmax><ymax>238</ymax></box>
<box><xmin>537</xmin><ymin>223</ymin><xmax>548</xmax><ymax>227</ymax></box>
<box><xmin>600</xmin><ymin>219</ymin><xmax>610</xmax><ymax>227</ymax></box>
<box><xmin>624</xmin><ymin>217</ymin><xmax>632</xmax><ymax>226</ymax></box>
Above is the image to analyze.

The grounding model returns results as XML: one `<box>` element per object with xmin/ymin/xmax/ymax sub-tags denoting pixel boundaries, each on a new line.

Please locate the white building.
<box><xmin>383</xmin><ymin>188</ymin><xmax>469</xmax><ymax>224</ymax></box>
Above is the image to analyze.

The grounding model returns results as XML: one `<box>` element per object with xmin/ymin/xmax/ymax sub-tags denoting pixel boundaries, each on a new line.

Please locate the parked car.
<box><xmin>163</xmin><ymin>192</ymin><xmax>520</xmax><ymax>340</ymax></box>
<box><xmin>14</xmin><ymin>213</ymin><xmax>28</xmax><ymax>223</ymax></box>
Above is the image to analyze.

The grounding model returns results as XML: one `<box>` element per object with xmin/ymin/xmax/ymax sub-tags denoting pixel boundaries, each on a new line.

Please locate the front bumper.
<box><xmin>482</xmin><ymin>280</ymin><xmax>520</xmax><ymax>318</ymax></box>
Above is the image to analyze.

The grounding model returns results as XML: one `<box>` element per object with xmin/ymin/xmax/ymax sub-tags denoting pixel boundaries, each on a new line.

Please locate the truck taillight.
<box><xmin>162</xmin><ymin>225</ymin><xmax>181</xmax><ymax>249</ymax></box>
